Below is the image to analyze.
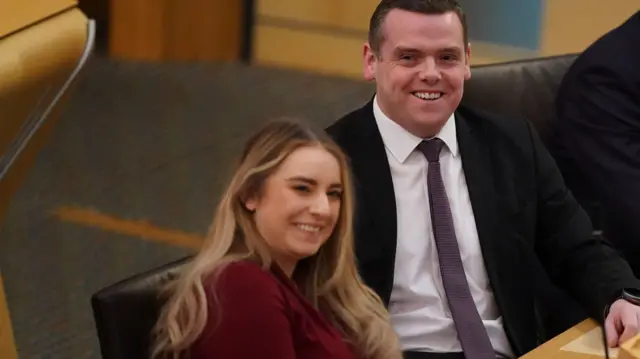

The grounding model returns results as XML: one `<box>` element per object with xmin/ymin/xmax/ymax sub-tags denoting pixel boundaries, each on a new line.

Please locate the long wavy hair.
<box><xmin>150</xmin><ymin>119</ymin><xmax>402</xmax><ymax>359</ymax></box>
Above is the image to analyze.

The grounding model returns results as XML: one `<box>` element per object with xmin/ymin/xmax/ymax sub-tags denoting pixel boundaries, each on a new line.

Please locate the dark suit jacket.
<box><xmin>552</xmin><ymin>11</ymin><xmax>640</xmax><ymax>274</ymax></box>
<box><xmin>326</xmin><ymin>100</ymin><xmax>640</xmax><ymax>356</ymax></box>
<box><xmin>190</xmin><ymin>261</ymin><xmax>358</xmax><ymax>359</ymax></box>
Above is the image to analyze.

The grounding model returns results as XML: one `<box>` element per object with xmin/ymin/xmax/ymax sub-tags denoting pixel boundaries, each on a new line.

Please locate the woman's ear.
<box><xmin>244</xmin><ymin>197</ymin><xmax>258</xmax><ymax>212</ymax></box>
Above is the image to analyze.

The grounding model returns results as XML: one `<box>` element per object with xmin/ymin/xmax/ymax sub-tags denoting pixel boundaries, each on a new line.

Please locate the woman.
<box><xmin>151</xmin><ymin>119</ymin><xmax>402</xmax><ymax>359</ymax></box>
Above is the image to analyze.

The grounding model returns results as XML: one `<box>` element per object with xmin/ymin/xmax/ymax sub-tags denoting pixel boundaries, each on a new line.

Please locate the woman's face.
<box><xmin>245</xmin><ymin>146</ymin><xmax>343</xmax><ymax>274</ymax></box>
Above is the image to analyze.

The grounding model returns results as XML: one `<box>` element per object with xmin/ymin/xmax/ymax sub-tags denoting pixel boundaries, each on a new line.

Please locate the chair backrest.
<box><xmin>460</xmin><ymin>53</ymin><xmax>608</xmax><ymax>230</ymax></box>
<box><xmin>462</xmin><ymin>53</ymin><xmax>579</xmax><ymax>145</ymax></box>
<box><xmin>91</xmin><ymin>255</ymin><xmax>192</xmax><ymax>359</ymax></box>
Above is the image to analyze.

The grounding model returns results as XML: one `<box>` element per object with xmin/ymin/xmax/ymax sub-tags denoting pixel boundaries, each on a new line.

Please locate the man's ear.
<box><xmin>464</xmin><ymin>42</ymin><xmax>472</xmax><ymax>80</ymax></box>
<box><xmin>363</xmin><ymin>42</ymin><xmax>377</xmax><ymax>81</ymax></box>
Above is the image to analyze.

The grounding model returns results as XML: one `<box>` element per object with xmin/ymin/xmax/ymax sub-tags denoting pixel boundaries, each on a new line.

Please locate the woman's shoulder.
<box><xmin>216</xmin><ymin>260</ymin><xmax>273</xmax><ymax>278</ymax></box>
<box><xmin>203</xmin><ymin>260</ymin><xmax>285</xmax><ymax>301</ymax></box>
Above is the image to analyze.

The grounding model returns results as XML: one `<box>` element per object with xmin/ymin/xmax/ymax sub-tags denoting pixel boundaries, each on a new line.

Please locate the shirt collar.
<box><xmin>373</xmin><ymin>94</ymin><xmax>459</xmax><ymax>163</ymax></box>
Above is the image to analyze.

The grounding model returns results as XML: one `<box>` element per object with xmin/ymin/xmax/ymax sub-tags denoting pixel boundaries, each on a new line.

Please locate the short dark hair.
<box><xmin>368</xmin><ymin>0</ymin><xmax>468</xmax><ymax>55</ymax></box>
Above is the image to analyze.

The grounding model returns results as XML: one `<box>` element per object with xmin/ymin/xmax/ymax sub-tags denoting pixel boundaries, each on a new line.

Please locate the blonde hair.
<box><xmin>151</xmin><ymin>119</ymin><xmax>402</xmax><ymax>359</ymax></box>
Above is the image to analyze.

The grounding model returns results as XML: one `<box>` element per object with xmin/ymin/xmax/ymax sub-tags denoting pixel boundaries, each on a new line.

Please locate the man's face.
<box><xmin>364</xmin><ymin>9</ymin><xmax>471</xmax><ymax>138</ymax></box>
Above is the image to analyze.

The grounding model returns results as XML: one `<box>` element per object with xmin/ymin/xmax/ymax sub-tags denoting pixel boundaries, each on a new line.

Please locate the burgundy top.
<box><xmin>189</xmin><ymin>261</ymin><xmax>359</xmax><ymax>359</ymax></box>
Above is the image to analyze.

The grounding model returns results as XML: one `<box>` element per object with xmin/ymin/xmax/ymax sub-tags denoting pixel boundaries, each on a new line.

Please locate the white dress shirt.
<box><xmin>373</xmin><ymin>96</ymin><xmax>514</xmax><ymax>357</ymax></box>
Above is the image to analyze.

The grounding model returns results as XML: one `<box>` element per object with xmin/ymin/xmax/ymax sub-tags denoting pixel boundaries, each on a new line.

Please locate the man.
<box><xmin>326</xmin><ymin>1</ymin><xmax>640</xmax><ymax>358</ymax></box>
<box><xmin>552</xmin><ymin>11</ymin><xmax>640</xmax><ymax>275</ymax></box>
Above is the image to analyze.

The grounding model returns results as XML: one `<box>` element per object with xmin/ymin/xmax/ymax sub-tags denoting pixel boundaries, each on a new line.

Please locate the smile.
<box><xmin>412</xmin><ymin>91</ymin><xmax>443</xmax><ymax>101</ymax></box>
<box><xmin>296</xmin><ymin>224</ymin><xmax>321</xmax><ymax>233</ymax></box>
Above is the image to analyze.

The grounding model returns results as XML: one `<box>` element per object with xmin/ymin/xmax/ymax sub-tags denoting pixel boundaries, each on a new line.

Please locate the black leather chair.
<box><xmin>91</xmin><ymin>255</ymin><xmax>192</xmax><ymax>359</ymax></box>
<box><xmin>462</xmin><ymin>53</ymin><xmax>605</xmax><ymax>232</ymax></box>
<box><xmin>90</xmin><ymin>54</ymin><xmax>583</xmax><ymax>359</ymax></box>
<box><xmin>462</xmin><ymin>53</ymin><xmax>579</xmax><ymax>146</ymax></box>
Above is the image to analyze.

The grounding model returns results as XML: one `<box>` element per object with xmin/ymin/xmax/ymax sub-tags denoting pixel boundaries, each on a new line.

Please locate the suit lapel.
<box><xmin>349</xmin><ymin>102</ymin><xmax>398</xmax><ymax>260</ymax></box>
<box><xmin>456</xmin><ymin>110</ymin><xmax>532</xmax><ymax>354</ymax></box>
<box><xmin>455</xmin><ymin>111</ymin><xmax>503</xmax><ymax>289</ymax></box>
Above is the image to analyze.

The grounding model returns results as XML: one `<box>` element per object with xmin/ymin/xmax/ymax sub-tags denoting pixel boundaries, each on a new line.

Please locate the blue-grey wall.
<box><xmin>459</xmin><ymin>0</ymin><xmax>543</xmax><ymax>51</ymax></box>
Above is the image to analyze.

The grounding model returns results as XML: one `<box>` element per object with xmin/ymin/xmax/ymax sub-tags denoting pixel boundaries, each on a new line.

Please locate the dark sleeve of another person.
<box><xmin>557</xmin><ymin>66</ymin><xmax>640</xmax><ymax>249</ymax></box>
<box><xmin>528</xmin><ymin>117</ymin><xmax>640</xmax><ymax>322</ymax></box>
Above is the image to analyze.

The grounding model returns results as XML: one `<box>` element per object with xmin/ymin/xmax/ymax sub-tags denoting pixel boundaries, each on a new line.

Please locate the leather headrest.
<box><xmin>91</xmin><ymin>255</ymin><xmax>192</xmax><ymax>359</ymax></box>
<box><xmin>463</xmin><ymin>54</ymin><xmax>579</xmax><ymax>143</ymax></box>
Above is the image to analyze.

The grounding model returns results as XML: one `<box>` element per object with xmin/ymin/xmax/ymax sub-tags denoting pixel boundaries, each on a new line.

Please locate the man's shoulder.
<box><xmin>456</xmin><ymin>104</ymin><xmax>542</xmax><ymax>166</ymax></box>
<box><xmin>457</xmin><ymin>104</ymin><xmax>534</xmax><ymax>141</ymax></box>
<box><xmin>325</xmin><ymin>99</ymin><xmax>373</xmax><ymax>145</ymax></box>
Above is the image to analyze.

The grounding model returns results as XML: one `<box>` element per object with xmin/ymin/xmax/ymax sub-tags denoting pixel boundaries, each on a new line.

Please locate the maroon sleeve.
<box><xmin>190</xmin><ymin>263</ymin><xmax>296</xmax><ymax>359</ymax></box>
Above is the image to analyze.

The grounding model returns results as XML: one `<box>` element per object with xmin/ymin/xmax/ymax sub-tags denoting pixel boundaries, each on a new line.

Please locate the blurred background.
<box><xmin>1</xmin><ymin>0</ymin><xmax>638</xmax><ymax>358</ymax></box>
<box><xmin>86</xmin><ymin>0</ymin><xmax>640</xmax><ymax>75</ymax></box>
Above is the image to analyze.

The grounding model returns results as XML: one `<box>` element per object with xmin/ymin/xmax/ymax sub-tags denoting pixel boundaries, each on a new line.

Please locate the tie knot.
<box><xmin>418</xmin><ymin>138</ymin><xmax>445</xmax><ymax>162</ymax></box>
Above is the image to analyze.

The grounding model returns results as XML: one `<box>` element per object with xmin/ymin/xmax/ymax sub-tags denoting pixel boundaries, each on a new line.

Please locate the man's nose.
<box><xmin>419</xmin><ymin>58</ymin><xmax>441</xmax><ymax>82</ymax></box>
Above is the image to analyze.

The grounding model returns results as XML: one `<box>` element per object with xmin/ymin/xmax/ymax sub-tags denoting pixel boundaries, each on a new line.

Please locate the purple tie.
<box><xmin>418</xmin><ymin>138</ymin><xmax>496</xmax><ymax>359</ymax></box>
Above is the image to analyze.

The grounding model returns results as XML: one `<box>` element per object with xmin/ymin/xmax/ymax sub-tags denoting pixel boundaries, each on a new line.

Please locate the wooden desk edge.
<box><xmin>520</xmin><ymin>319</ymin><xmax>602</xmax><ymax>359</ymax></box>
<box><xmin>619</xmin><ymin>333</ymin><xmax>640</xmax><ymax>359</ymax></box>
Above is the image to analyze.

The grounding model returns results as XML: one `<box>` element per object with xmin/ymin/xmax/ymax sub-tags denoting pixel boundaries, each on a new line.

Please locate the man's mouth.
<box><xmin>412</xmin><ymin>91</ymin><xmax>443</xmax><ymax>101</ymax></box>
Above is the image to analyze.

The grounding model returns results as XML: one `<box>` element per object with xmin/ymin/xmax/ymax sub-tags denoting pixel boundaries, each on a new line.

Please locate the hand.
<box><xmin>605</xmin><ymin>299</ymin><xmax>640</xmax><ymax>347</ymax></box>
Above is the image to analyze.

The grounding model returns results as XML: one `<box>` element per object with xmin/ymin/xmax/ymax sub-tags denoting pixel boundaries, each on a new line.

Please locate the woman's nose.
<box><xmin>309</xmin><ymin>194</ymin><xmax>331</xmax><ymax>216</ymax></box>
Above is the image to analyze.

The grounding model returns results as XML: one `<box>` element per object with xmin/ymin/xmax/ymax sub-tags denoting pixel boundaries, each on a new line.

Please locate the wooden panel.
<box><xmin>0</xmin><ymin>10</ymin><xmax>88</xmax><ymax>155</ymax></box>
<box><xmin>257</xmin><ymin>0</ymin><xmax>379</xmax><ymax>32</ymax></box>
<box><xmin>164</xmin><ymin>0</ymin><xmax>242</xmax><ymax>62</ymax></box>
<box><xmin>253</xmin><ymin>24</ymin><xmax>366</xmax><ymax>79</ymax></box>
<box><xmin>253</xmin><ymin>0</ymin><xmax>538</xmax><ymax>78</ymax></box>
<box><xmin>540</xmin><ymin>0</ymin><xmax>640</xmax><ymax>55</ymax></box>
<box><xmin>108</xmin><ymin>0</ymin><xmax>242</xmax><ymax>62</ymax></box>
<box><xmin>252</xmin><ymin>25</ymin><xmax>532</xmax><ymax>79</ymax></box>
<box><xmin>108</xmin><ymin>0</ymin><xmax>166</xmax><ymax>61</ymax></box>
<box><xmin>0</xmin><ymin>0</ymin><xmax>77</xmax><ymax>37</ymax></box>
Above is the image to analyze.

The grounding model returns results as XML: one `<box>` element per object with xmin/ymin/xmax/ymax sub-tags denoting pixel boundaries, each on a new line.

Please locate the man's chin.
<box><xmin>405</xmin><ymin>114</ymin><xmax>451</xmax><ymax>137</ymax></box>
